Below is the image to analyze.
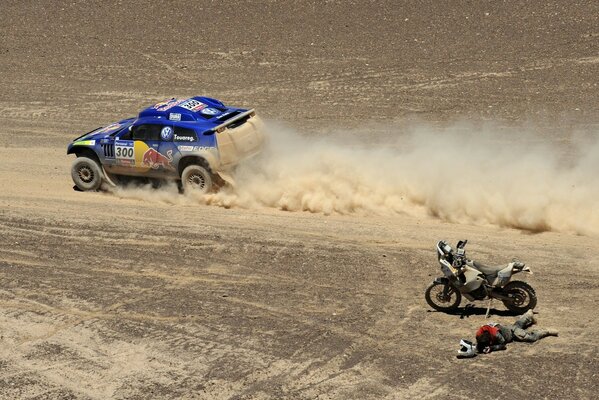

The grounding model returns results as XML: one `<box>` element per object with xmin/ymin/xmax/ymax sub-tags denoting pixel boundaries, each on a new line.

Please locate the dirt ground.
<box><xmin>1</xmin><ymin>1</ymin><xmax>598</xmax><ymax>399</ymax></box>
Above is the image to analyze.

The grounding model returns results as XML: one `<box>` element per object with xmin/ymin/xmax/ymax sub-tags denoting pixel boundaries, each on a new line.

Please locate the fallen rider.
<box><xmin>457</xmin><ymin>310</ymin><xmax>558</xmax><ymax>358</ymax></box>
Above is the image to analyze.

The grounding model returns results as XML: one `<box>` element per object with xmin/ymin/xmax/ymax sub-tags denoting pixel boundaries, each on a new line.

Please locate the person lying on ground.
<box><xmin>475</xmin><ymin>310</ymin><xmax>558</xmax><ymax>354</ymax></box>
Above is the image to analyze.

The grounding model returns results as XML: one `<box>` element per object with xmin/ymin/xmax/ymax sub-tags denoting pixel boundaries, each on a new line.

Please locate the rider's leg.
<box><xmin>514</xmin><ymin>309</ymin><xmax>536</xmax><ymax>329</ymax></box>
<box><xmin>513</xmin><ymin>327</ymin><xmax>558</xmax><ymax>342</ymax></box>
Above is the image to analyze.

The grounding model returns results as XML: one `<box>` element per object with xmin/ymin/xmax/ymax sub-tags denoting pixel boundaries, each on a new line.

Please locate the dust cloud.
<box><xmin>111</xmin><ymin>121</ymin><xmax>599</xmax><ymax>236</ymax></box>
<box><xmin>108</xmin><ymin>181</ymin><xmax>183</xmax><ymax>205</ymax></box>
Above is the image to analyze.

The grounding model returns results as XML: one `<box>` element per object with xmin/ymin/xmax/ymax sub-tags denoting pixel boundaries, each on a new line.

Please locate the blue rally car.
<box><xmin>67</xmin><ymin>97</ymin><xmax>265</xmax><ymax>193</ymax></box>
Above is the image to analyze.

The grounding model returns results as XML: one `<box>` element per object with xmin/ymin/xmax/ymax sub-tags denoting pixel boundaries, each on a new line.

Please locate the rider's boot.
<box><xmin>537</xmin><ymin>328</ymin><xmax>559</xmax><ymax>338</ymax></box>
<box><xmin>524</xmin><ymin>309</ymin><xmax>537</xmax><ymax>325</ymax></box>
<box><xmin>544</xmin><ymin>328</ymin><xmax>559</xmax><ymax>337</ymax></box>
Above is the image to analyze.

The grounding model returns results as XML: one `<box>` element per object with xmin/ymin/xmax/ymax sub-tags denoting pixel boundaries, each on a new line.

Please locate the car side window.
<box><xmin>173</xmin><ymin>127</ymin><xmax>198</xmax><ymax>142</ymax></box>
<box><xmin>119</xmin><ymin>127</ymin><xmax>132</xmax><ymax>140</ymax></box>
<box><xmin>131</xmin><ymin>124</ymin><xmax>163</xmax><ymax>141</ymax></box>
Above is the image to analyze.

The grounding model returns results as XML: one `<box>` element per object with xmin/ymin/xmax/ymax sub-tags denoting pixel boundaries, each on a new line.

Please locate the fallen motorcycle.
<box><xmin>425</xmin><ymin>240</ymin><xmax>537</xmax><ymax>314</ymax></box>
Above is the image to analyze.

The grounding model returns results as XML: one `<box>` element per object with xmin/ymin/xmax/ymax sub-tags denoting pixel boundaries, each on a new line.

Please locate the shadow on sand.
<box><xmin>428</xmin><ymin>304</ymin><xmax>520</xmax><ymax>319</ymax></box>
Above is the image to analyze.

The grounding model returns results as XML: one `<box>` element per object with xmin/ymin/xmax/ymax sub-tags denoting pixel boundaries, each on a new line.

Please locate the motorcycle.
<box><xmin>424</xmin><ymin>240</ymin><xmax>537</xmax><ymax>314</ymax></box>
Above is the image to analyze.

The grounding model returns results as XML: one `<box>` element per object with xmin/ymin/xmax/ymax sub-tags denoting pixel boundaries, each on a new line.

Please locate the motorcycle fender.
<box><xmin>510</xmin><ymin>264</ymin><xmax>533</xmax><ymax>276</ymax></box>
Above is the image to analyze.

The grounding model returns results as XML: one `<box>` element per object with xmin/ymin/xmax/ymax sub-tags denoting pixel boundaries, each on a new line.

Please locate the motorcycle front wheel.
<box><xmin>502</xmin><ymin>281</ymin><xmax>537</xmax><ymax>313</ymax></box>
<box><xmin>425</xmin><ymin>282</ymin><xmax>462</xmax><ymax>312</ymax></box>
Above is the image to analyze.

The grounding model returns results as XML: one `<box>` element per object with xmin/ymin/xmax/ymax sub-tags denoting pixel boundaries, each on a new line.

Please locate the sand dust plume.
<box><xmin>110</xmin><ymin>121</ymin><xmax>599</xmax><ymax>236</ymax></box>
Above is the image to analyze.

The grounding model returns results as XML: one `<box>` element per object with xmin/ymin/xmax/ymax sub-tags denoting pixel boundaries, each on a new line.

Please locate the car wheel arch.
<box><xmin>178</xmin><ymin>155</ymin><xmax>213</xmax><ymax>178</ymax></box>
<box><xmin>69</xmin><ymin>147</ymin><xmax>101</xmax><ymax>164</ymax></box>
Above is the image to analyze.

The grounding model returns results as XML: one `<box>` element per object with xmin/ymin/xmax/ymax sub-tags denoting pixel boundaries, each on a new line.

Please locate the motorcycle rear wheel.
<box><xmin>502</xmin><ymin>281</ymin><xmax>537</xmax><ymax>313</ymax></box>
<box><xmin>425</xmin><ymin>282</ymin><xmax>462</xmax><ymax>312</ymax></box>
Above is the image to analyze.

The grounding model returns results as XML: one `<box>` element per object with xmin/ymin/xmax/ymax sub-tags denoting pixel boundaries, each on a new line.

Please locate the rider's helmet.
<box><xmin>457</xmin><ymin>339</ymin><xmax>476</xmax><ymax>358</ymax></box>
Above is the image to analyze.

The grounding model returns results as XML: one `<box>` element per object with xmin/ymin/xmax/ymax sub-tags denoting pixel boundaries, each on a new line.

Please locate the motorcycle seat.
<box><xmin>473</xmin><ymin>261</ymin><xmax>505</xmax><ymax>277</ymax></box>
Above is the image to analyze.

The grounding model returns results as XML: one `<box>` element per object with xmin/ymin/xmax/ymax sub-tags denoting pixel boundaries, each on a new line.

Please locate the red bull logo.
<box><xmin>142</xmin><ymin>148</ymin><xmax>174</xmax><ymax>170</ymax></box>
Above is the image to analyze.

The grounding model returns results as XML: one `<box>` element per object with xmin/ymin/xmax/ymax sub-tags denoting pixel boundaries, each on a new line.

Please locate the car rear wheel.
<box><xmin>181</xmin><ymin>165</ymin><xmax>213</xmax><ymax>194</ymax></box>
<box><xmin>71</xmin><ymin>156</ymin><xmax>103</xmax><ymax>191</ymax></box>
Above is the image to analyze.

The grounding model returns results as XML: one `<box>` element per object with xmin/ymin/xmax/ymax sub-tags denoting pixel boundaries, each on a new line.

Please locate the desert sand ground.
<box><xmin>1</xmin><ymin>1</ymin><xmax>598</xmax><ymax>399</ymax></box>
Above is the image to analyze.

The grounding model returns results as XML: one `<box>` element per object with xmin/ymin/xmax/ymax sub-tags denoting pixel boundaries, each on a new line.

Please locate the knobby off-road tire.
<box><xmin>425</xmin><ymin>281</ymin><xmax>462</xmax><ymax>312</ymax></box>
<box><xmin>502</xmin><ymin>281</ymin><xmax>537</xmax><ymax>313</ymax></box>
<box><xmin>71</xmin><ymin>156</ymin><xmax>103</xmax><ymax>191</ymax></box>
<box><xmin>181</xmin><ymin>165</ymin><xmax>213</xmax><ymax>194</ymax></box>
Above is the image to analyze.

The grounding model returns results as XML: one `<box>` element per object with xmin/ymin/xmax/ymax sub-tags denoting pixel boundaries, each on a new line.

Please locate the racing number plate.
<box><xmin>115</xmin><ymin>141</ymin><xmax>135</xmax><ymax>166</ymax></box>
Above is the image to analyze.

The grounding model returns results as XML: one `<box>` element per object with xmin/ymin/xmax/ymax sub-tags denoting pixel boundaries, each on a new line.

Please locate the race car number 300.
<box><xmin>115</xmin><ymin>141</ymin><xmax>134</xmax><ymax>162</ymax></box>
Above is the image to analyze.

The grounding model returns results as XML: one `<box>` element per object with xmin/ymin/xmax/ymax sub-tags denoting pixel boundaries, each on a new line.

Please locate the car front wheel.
<box><xmin>181</xmin><ymin>165</ymin><xmax>213</xmax><ymax>194</ymax></box>
<box><xmin>71</xmin><ymin>156</ymin><xmax>103</xmax><ymax>191</ymax></box>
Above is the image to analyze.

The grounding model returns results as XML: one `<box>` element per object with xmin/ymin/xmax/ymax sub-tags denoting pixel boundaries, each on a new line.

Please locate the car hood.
<box><xmin>72</xmin><ymin>119</ymin><xmax>135</xmax><ymax>143</ymax></box>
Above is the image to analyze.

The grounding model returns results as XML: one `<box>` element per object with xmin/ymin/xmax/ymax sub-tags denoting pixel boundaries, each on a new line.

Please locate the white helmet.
<box><xmin>457</xmin><ymin>339</ymin><xmax>476</xmax><ymax>358</ymax></box>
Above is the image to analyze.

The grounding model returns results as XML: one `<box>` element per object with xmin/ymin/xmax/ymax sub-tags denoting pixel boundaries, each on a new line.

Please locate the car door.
<box><xmin>112</xmin><ymin>127</ymin><xmax>136</xmax><ymax>170</ymax></box>
<box><xmin>129</xmin><ymin>123</ymin><xmax>176</xmax><ymax>176</ymax></box>
<box><xmin>157</xmin><ymin>124</ymin><xmax>180</xmax><ymax>177</ymax></box>
<box><xmin>101</xmin><ymin>124</ymin><xmax>134</xmax><ymax>173</ymax></box>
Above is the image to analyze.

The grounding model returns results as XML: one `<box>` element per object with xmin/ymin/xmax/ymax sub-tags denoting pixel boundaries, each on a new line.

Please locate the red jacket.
<box><xmin>476</xmin><ymin>324</ymin><xmax>500</xmax><ymax>344</ymax></box>
<box><xmin>476</xmin><ymin>324</ymin><xmax>507</xmax><ymax>353</ymax></box>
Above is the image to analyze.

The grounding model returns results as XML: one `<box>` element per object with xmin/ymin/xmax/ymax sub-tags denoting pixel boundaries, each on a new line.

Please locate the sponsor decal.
<box><xmin>142</xmin><ymin>148</ymin><xmax>174</xmax><ymax>170</ymax></box>
<box><xmin>201</xmin><ymin>107</ymin><xmax>220</xmax><ymax>116</ymax></box>
<box><xmin>194</xmin><ymin>146</ymin><xmax>214</xmax><ymax>151</ymax></box>
<box><xmin>173</xmin><ymin>134</ymin><xmax>195</xmax><ymax>142</ymax></box>
<box><xmin>73</xmin><ymin>140</ymin><xmax>95</xmax><ymax>146</ymax></box>
<box><xmin>115</xmin><ymin>141</ymin><xmax>135</xmax><ymax>161</ymax></box>
<box><xmin>179</xmin><ymin>99</ymin><xmax>207</xmax><ymax>112</ymax></box>
<box><xmin>161</xmin><ymin>126</ymin><xmax>173</xmax><ymax>141</ymax></box>
<box><xmin>169</xmin><ymin>113</ymin><xmax>181</xmax><ymax>121</ymax></box>
<box><xmin>153</xmin><ymin>98</ymin><xmax>185</xmax><ymax>112</ymax></box>
<box><xmin>177</xmin><ymin>145</ymin><xmax>194</xmax><ymax>152</ymax></box>
<box><xmin>134</xmin><ymin>141</ymin><xmax>150</xmax><ymax>168</ymax></box>
<box><xmin>96</xmin><ymin>123</ymin><xmax>122</xmax><ymax>134</ymax></box>
<box><xmin>153</xmin><ymin>99</ymin><xmax>174</xmax><ymax>109</ymax></box>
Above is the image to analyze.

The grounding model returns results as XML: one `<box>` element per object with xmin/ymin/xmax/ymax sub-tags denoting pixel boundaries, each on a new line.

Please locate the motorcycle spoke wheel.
<box><xmin>502</xmin><ymin>281</ymin><xmax>537</xmax><ymax>313</ymax></box>
<box><xmin>425</xmin><ymin>282</ymin><xmax>461</xmax><ymax>312</ymax></box>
